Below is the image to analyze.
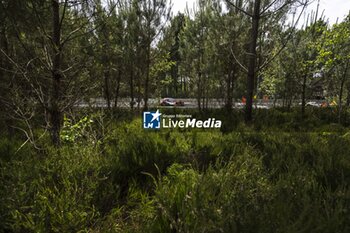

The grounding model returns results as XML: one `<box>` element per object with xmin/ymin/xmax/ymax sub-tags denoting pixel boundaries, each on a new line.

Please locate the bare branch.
<box><xmin>61</xmin><ymin>2</ymin><xmax>118</xmax><ymax>46</ymax></box>
<box><xmin>261</xmin><ymin>0</ymin><xmax>279</xmax><ymax>15</ymax></box>
<box><xmin>0</xmin><ymin>49</ymin><xmax>46</xmax><ymax>108</ymax></box>
<box><xmin>59</xmin><ymin>0</ymin><xmax>69</xmax><ymax>31</ymax></box>
<box><xmin>225</xmin><ymin>0</ymin><xmax>253</xmax><ymax>18</ymax></box>
<box><xmin>262</xmin><ymin>0</ymin><xmax>310</xmax><ymax>18</ymax></box>
<box><xmin>258</xmin><ymin>1</ymin><xmax>308</xmax><ymax>71</ymax></box>
<box><xmin>230</xmin><ymin>47</ymin><xmax>248</xmax><ymax>73</ymax></box>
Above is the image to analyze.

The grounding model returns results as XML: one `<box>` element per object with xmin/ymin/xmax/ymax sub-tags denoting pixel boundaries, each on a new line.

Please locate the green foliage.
<box><xmin>128</xmin><ymin>132</ymin><xmax>350</xmax><ymax>233</ymax></box>
<box><xmin>2</xmin><ymin>0</ymin><xmax>350</xmax><ymax>231</ymax></box>
<box><xmin>1</xmin><ymin>115</ymin><xmax>350</xmax><ymax>233</ymax></box>
<box><xmin>0</xmin><ymin>144</ymin><xmax>106</xmax><ymax>232</ymax></box>
<box><xmin>132</xmin><ymin>132</ymin><xmax>350</xmax><ymax>233</ymax></box>
<box><xmin>60</xmin><ymin>115</ymin><xmax>94</xmax><ymax>143</ymax></box>
<box><xmin>148</xmin><ymin>150</ymin><xmax>272</xmax><ymax>233</ymax></box>
<box><xmin>0</xmin><ymin>137</ymin><xmax>23</xmax><ymax>161</ymax></box>
<box><xmin>317</xmin><ymin>19</ymin><xmax>350</xmax><ymax>69</ymax></box>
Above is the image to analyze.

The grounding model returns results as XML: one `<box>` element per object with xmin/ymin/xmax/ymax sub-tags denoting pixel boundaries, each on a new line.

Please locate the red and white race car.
<box><xmin>160</xmin><ymin>98</ymin><xmax>185</xmax><ymax>106</ymax></box>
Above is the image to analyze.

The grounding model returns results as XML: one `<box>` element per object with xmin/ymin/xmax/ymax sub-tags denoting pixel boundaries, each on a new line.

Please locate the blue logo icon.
<box><xmin>143</xmin><ymin>110</ymin><xmax>161</xmax><ymax>129</ymax></box>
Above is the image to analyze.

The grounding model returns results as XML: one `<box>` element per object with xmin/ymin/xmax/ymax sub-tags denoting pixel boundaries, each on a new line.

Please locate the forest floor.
<box><xmin>0</xmin><ymin>108</ymin><xmax>349</xmax><ymax>233</ymax></box>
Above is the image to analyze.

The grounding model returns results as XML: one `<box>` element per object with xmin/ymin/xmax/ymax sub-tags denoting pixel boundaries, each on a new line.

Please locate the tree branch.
<box><xmin>261</xmin><ymin>0</ymin><xmax>280</xmax><ymax>15</ymax></box>
<box><xmin>230</xmin><ymin>47</ymin><xmax>248</xmax><ymax>73</ymax></box>
<box><xmin>258</xmin><ymin>1</ymin><xmax>308</xmax><ymax>71</ymax></box>
<box><xmin>225</xmin><ymin>0</ymin><xmax>253</xmax><ymax>18</ymax></box>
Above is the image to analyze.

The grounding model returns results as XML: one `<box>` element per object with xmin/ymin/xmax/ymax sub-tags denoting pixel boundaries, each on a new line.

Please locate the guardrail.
<box><xmin>75</xmin><ymin>98</ymin><xmax>326</xmax><ymax>109</ymax></box>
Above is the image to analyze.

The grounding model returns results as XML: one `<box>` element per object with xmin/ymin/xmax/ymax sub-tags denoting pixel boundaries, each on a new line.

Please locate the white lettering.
<box><xmin>196</xmin><ymin>121</ymin><xmax>203</xmax><ymax>128</ymax></box>
<box><xmin>203</xmin><ymin>119</ymin><xmax>210</xmax><ymax>128</ymax></box>
<box><xmin>215</xmin><ymin>120</ymin><xmax>222</xmax><ymax>128</ymax></box>
<box><xmin>186</xmin><ymin>119</ymin><xmax>196</xmax><ymax>127</ymax></box>
<box><xmin>178</xmin><ymin>120</ymin><xmax>184</xmax><ymax>128</ymax></box>
<box><xmin>162</xmin><ymin>118</ymin><xmax>222</xmax><ymax>129</ymax></box>
<box><xmin>162</xmin><ymin>119</ymin><xmax>170</xmax><ymax>128</ymax></box>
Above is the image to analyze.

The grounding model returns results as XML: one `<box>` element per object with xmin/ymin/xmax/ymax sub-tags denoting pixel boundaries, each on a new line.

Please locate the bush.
<box><xmin>0</xmin><ymin>144</ymin><xmax>109</xmax><ymax>232</ymax></box>
<box><xmin>125</xmin><ymin>132</ymin><xmax>350</xmax><ymax>233</ymax></box>
<box><xmin>1</xmin><ymin>115</ymin><xmax>350</xmax><ymax>233</ymax></box>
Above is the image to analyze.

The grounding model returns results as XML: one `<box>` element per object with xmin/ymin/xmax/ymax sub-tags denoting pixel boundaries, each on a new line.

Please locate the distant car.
<box><xmin>305</xmin><ymin>101</ymin><xmax>321</xmax><ymax>107</ymax></box>
<box><xmin>160</xmin><ymin>98</ymin><xmax>185</xmax><ymax>106</ymax></box>
<box><xmin>254</xmin><ymin>104</ymin><xmax>269</xmax><ymax>109</ymax></box>
<box><xmin>235</xmin><ymin>103</ymin><xmax>245</xmax><ymax>109</ymax></box>
<box><xmin>298</xmin><ymin>101</ymin><xmax>322</xmax><ymax>107</ymax></box>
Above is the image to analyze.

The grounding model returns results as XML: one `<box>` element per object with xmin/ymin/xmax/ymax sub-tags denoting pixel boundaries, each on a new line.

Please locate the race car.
<box><xmin>160</xmin><ymin>98</ymin><xmax>185</xmax><ymax>106</ymax></box>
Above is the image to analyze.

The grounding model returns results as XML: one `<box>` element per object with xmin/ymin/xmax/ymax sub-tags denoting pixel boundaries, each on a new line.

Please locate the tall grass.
<box><xmin>0</xmin><ymin>116</ymin><xmax>350</xmax><ymax>232</ymax></box>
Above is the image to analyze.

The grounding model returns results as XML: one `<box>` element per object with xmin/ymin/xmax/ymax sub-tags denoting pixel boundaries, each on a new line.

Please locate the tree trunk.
<box><xmin>0</xmin><ymin>27</ymin><xmax>14</xmax><ymax>138</ymax></box>
<box><xmin>245</xmin><ymin>0</ymin><xmax>261</xmax><ymax>123</ymax></box>
<box><xmin>137</xmin><ymin>74</ymin><xmax>141</xmax><ymax>110</ymax></box>
<box><xmin>338</xmin><ymin>61</ymin><xmax>349</xmax><ymax>123</ymax></box>
<box><xmin>183</xmin><ymin>75</ymin><xmax>187</xmax><ymax>95</ymax></box>
<box><xmin>130</xmin><ymin>64</ymin><xmax>135</xmax><ymax>109</ymax></box>
<box><xmin>301</xmin><ymin>73</ymin><xmax>307</xmax><ymax>118</ymax></box>
<box><xmin>51</xmin><ymin>0</ymin><xmax>62</xmax><ymax>146</ymax></box>
<box><xmin>114</xmin><ymin>68</ymin><xmax>122</xmax><ymax>108</ymax></box>
<box><xmin>197</xmin><ymin>70</ymin><xmax>202</xmax><ymax>111</ymax></box>
<box><xmin>225</xmin><ymin>71</ymin><xmax>234</xmax><ymax>111</ymax></box>
<box><xmin>104</xmin><ymin>69</ymin><xmax>111</xmax><ymax>110</ymax></box>
<box><xmin>143</xmin><ymin>39</ymin><xmax>151</xmax><ymax>111</ymax></box>
<box><xmin>205</xmin><ymin>89</ymin><xmax>208</xmax><ymax>110</ymax></box>
<box><xmin>202</xmin><ymin>89</ymin><xmax>206</xmax><ymax>110</ymax></box>
<box><xmin>172</xmin><ymin>64</ymin><xmax>178</xmax><ymax>96</ymax></box>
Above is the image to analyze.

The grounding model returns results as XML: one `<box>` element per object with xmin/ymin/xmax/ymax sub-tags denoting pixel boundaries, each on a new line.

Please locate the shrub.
<box><xmin>1</xmin><ymin>115</ymin><xmax>350</xmax><ymax>233</ymax></box>
<box><xmin>0</xmin><ymin>145</ymin><xmax>109</xmax><ymax>232</ymax></box>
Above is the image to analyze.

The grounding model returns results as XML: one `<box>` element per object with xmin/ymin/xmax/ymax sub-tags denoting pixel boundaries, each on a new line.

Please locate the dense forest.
<box><xmin>0</xmin><ymin>0</ymin><xmax>350</xmax><ymax>232</ymax></box>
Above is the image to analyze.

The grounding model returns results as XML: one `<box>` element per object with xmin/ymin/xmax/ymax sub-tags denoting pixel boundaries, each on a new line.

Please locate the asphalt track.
<box><xmin>76</xmin><ymin>98</ymin><xmax>325</xmax><ymax>109</ymax></box>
